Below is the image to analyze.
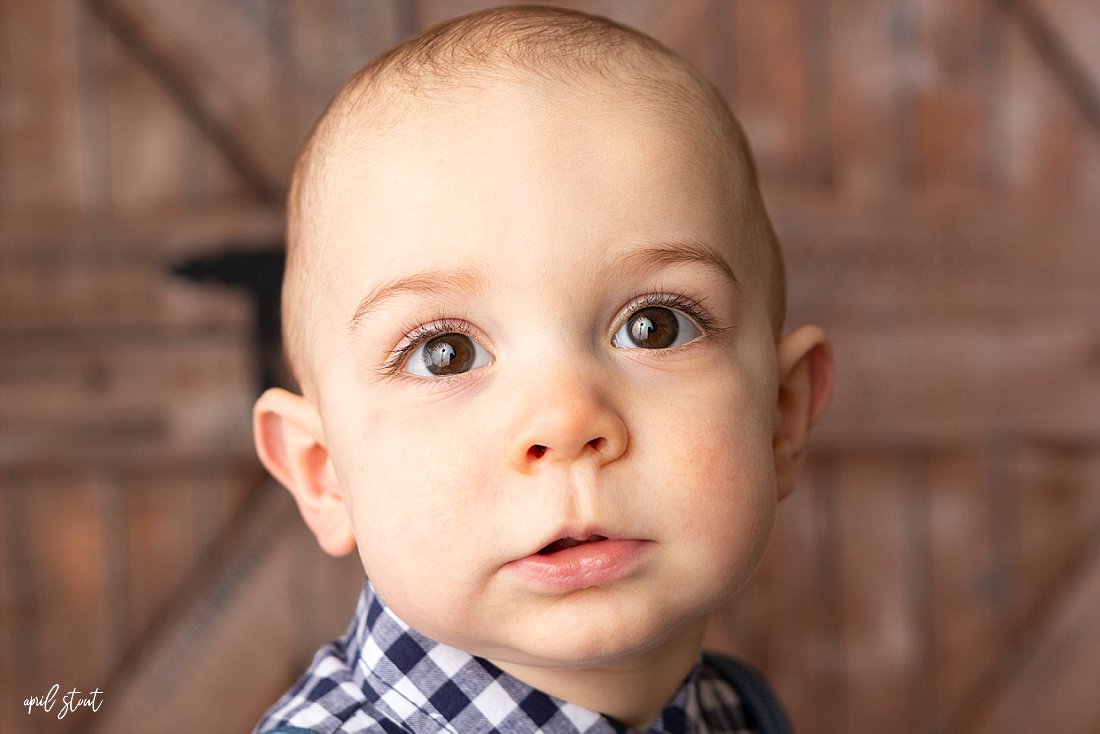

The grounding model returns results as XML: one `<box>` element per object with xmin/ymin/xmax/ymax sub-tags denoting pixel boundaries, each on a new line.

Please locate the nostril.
<box><xmin>586</xmin><ymin>437</ymin><xmax>605</xmax><ymax>452</ymax></box>
<box><xmin>528</xmin><ymin>444</ymin><xmax>547</xmax><ymax>459</ymax></box>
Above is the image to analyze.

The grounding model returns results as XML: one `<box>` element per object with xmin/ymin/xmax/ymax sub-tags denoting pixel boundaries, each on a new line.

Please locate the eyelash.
<box><xmin>379</xmin><ymin>291</ymin><xmax>722</xmax><ymax>377</ymax></box>
<box><xmin>380</xmin><ymin>317</ymin><xmax>475</xmax><ymax>376</ymax></box>
<box><xmin>621</xmin><ymin>291</ymin><xmax>721</xmax><ymax>339</ymax></box>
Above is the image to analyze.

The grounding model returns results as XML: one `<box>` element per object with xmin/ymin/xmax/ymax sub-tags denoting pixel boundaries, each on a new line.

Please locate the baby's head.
<box><xmin>282</xmin><ymin>5</ymin><xmax>792</xmax><ymax>394</ymax></box>
<box><xmin>255</xmin><ymin>4</ymin><xmax>831</xmax><ymax>714</ymax></box>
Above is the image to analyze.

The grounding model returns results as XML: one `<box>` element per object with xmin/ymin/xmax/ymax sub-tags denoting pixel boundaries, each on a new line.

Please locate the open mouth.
<box><xmin>537</xmin><ymin>534</ymin><xmax>609</xmax><ymax>555</ymax></box>
<box><xmin>511</xmin><ymin>535</ymin><xmax>647</xmax><ymax>591</ymax></box>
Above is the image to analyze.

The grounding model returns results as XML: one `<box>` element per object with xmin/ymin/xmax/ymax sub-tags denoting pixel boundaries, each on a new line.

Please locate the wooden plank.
<box><xmin>11</xmin><ymin>474</ymin><xmax>115</xmax><ymax>733</ymax></box>
<box><xmin>101</xmin><ymin>13</ymin><xmax>200</xmax><ymax>214</ymax></box>
<box><xmin>75</xmin><ymin>486</ymin><xmax>362</xmax><ymax>730</ymax></box>
<box><xmin>413</xmin><ymin>0</ymin><xmax>684</xmax><ymax>45</ymax></box>
<box><xmin>610</xmin><ymin>0</ymin><xmax>712</xmax><ymax>88</ymax></box>
<box><xmin>757</xmin><ymin>456</ymin><xmax>844</xmax><ymax>734</ymax></box>
<box><xmin>971</xmin><ymin>521</ymin><xmax>1100</xmax><ymax>734</ymax></box>
<box><xmin>927</xmin><ymin>452</ymin><xmax>1010</xmax><ymax>731</ymax></box>
<box><xmin>817</xmin><ymin>315</ymin><xmax>1100</xmax><ymax>448</ymax></box>
<box><xmin>415</xmin><ymin>0</ymin><xmax>519</xmax><ymax>28</ymax></box>
<box><xmin>1032</xmin><ymin>0</ymin><xmax>1100</xmax><ymax>88</ymax></box>
<box><xmin>86</xmin><ymin>0</ymin><xmax>313</xmax><ymax>201</ymax></box>
<box><xmin>1012</xmin><ymin>445</ymin><xmax>1100</xmax><ymax>628</ymax></box>
<box><xmin>914</xmin><ymin>0</ymin><xmax>1003</xmax><ymax>185</ymax></box>
<box><xmin>936</xmin><ymin>443</ymin><xmax>1100</xmax><ymax>733</ymax></box>
<box><xmin>75</xmin><ymin>0</ymin><xmax>114</xmax><ymax>214</ymax></box>
<box><xmin>1073</xmin><ymin>111</ymin><xmax>1100</xmax><ymax>208</ymax></box>
<box><xmin>641</xmin><ymin>0</ymin><xmax>711</xmax><ymax>61</ymax></box>
<box><xmin>710</xmin><ymin>455</ymin><xmax>871</xmax><ymax>734</ymax></box>
<box><xmin>183</xmin><ymin>109</ymin><xmax>258</xmax><ymax>206</ymax></box>
<box><xmin>0</xmin><ymin>0</ymin><xmax>89</xmax><ymax>213</ymax></box>
<box><xmin>0</xmin><ymin>204</ymin><xmax>281</xmax><ymax>257</ymax></box>
<box><xmin>280</xmin><ymin>0</ymin><xmax>404</xmax><ymax>112</ymax></box>
<box><xmin>827</xmin><ymin>0</ymin><xmax>907</xmax><ymax>194</ymax></box>
<box><xmin>0</xmin><ymin>206</ymin><xmax>278</xmax><ymax>335</ymax></box>
<box><xmin>123</xmin><ymin>470</ymin><xmax>259</xmax><ymax>640</ymax></box>
<box><xmin>285</xmin><ymin>513</ymin><xmax>369</xmax><ymax>665</ymax></box>
<box><xmin>797</xmin><ymin>0</ymin><xmax>833</xmax><ymax>187</ymax></box>
<box><xmin>0</xmin><ymin>333</ymin><xmax>255</xmax><ymax>470</ymax></box>
<box><xmin>1000</xmin><ymin>2</ymin><xmax>1100</xmax><ymax>202</ymax></box>
<box><xmin>1014</xmin><ymin>0</ymin><xmax>1100</xmax><ymax>140</ymax></box>
<box><xmin>0</xmin><ymin>249</ymin><xmax>252</xmax><ymax>333</ymax></box>
<box><xmin>86</xmin><ymin>488</ymin><xmax>360</xmax><ymax>732</ymax></box>
<box><xmin>0</xmin><ymin>487</ymin><xmax>22</xmax><ymax>734</ymax></box>
<box><xmin>833</xmin><ymin>455</ymin><xmax>929</xmax><ymax>734</ymax></box>
<box><xmin>770</xmin><ymin>190</ymin><xmax>1100</xmax><ymax>321</ymax></box>
<box><xmin>729</xmin><ymin>1</ymin><xmax>812</xmax><ymax>185</ymax></box>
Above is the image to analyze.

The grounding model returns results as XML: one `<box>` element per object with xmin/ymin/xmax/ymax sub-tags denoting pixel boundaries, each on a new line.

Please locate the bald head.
<box><xmin>282</xmin><ymin>5</ymin><xmax>785</xmax><ymax>393</ymax></box>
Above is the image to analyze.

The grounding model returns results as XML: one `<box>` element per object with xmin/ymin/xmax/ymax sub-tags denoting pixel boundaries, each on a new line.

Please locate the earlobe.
<box><xmin>253</xmin><ymin>388</ymin><xmax>357</xmax><ymax>556</ymax></box>
<box><xmin>773</xmin><ymin>325</ymin><xmax>834</xmax><ymax>500</ymax></box>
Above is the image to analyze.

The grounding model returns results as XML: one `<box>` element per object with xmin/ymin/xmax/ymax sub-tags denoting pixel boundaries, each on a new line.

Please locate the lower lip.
<box><xmin>506</xmin><ymin>539</ymin><xmax>650</xmax><ymax>592</ymax></box>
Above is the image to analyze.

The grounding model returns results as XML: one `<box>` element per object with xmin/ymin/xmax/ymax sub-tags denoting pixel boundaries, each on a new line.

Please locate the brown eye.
<box><xmin>421</xmin><ymin>333</ymin><xmax>476</xmax><ymax>375</ymax></box>
<box><xmin>404</xmin><ymin>332</ymin><xmax>490</xmax><ymax>378</ymax></box>
<box><xmin>613</xmin><ymin>305</ymin><xmax>701</xmax><ymax>350</ymax></box>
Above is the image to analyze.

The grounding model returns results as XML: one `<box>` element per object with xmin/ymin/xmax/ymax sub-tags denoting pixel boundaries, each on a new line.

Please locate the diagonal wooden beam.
<box><xmin>949</xmin><ymin>511</ymin><xmax>1100</xmax><ymax>733</ymax></box>
<box><xmin>995</xmin><ymin>0</ymin><xmax>1100</xmax><ymax>139</ymax></box>
<box><xmin>79</xmin><ymin>481</ymin><xmax>364</xmax><ymax>731</ymax></box>
<box><xmin>80</xmin><ymin>483</ymin><xmax>294</xmax><ymax>731</ymax></box>
<box><xmin>84</xmin><ymin>0</ymin><xmax>310</xmax><ymax>204</ymax></box>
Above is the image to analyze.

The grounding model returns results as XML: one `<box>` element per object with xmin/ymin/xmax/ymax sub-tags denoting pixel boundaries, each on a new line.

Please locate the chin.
<box><xmin>490</xmin><ymin>598</ymin><xmax>704</xmax><ymax>670</ymax></box>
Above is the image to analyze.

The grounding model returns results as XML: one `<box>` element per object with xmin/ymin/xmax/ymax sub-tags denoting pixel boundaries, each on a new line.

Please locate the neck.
<box><xmin>489</xmin><ymin>621</ymin><xmax>706</xmax><ymax>730</ymax></box>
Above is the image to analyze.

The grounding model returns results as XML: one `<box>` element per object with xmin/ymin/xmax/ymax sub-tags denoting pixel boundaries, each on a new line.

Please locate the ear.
<box><xmin>253</xmin><ymin>387</ymin><xmax>357</xmax><ymax>556</ymax></box>
<box><xmin>774</xmin><ymin>325</ymin><xmax>834</xmax><ymax>500</ymax></box>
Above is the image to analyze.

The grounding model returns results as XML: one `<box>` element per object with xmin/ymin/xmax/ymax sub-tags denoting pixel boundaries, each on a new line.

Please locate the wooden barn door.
<box><xmin>1</xmin><ymin>2</ymin><xmax>1097</xmax><ymax>732</ymax></box>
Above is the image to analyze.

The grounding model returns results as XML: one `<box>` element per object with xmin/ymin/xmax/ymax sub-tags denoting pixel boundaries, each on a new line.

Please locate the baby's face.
<box><xmin>308</xmin><ymin>79</ymin><xmax>781</xmax><ymax>669</ymax></box>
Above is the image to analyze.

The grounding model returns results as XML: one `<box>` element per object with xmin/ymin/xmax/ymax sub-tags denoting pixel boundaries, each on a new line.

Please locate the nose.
<box><xmin>507</xmin><ymin>364</ymin><xmax>628</xmax><ymax>473</ymax></box>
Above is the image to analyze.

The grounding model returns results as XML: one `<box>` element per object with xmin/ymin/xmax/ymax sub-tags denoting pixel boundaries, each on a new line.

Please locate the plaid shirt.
<box><xmin>256</xmin><ymin>582</ymin><xmax>754</xmax><ymax>733</ymax></box>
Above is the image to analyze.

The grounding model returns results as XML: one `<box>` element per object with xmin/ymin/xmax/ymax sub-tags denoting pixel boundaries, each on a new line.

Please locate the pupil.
<box><xmin>424</xmin><ymin>334</ymin><xmax>474</xmax><ymax>375</ymax></box>
<box><xmin>629</xmin><ymin>307</ymin><xmax>677</xmax><ymax>349</ymax></box>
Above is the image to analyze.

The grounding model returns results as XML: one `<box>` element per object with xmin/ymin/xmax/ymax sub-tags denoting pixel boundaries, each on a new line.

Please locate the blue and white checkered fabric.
<box><xmin>256</xmin><ymin>582</ymin><xmax>753</xmax><ymax>733</ymax></box>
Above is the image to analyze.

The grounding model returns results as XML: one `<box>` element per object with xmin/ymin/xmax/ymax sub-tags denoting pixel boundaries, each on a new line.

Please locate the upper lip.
<box><xmin>525</xmin><ymin>525</ymin><xmax>623</xmax><ymax>557</ymax></box>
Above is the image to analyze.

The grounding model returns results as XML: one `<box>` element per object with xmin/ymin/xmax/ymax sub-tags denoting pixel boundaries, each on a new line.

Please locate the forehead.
<box><xmin>313</xmin><ymin>79</ymin><xmax>751</xmax><ymax>275</ymax></box>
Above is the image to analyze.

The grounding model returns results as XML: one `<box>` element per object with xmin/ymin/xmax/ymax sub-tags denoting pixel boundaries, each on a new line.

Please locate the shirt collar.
<box><xmin>260</xmin><ymin>581</ymin><xmax>751</xmax><ymax>733</ymax></box>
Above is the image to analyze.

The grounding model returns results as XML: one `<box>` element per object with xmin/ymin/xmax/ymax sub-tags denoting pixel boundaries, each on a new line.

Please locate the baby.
<box><xmin>252</xmin><ymin>6</ymin><xmax>833</xmax><ymax>733</ymax></box>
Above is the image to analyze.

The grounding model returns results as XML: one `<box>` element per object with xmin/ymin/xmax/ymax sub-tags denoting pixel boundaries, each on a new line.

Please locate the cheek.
<box><xmin>657</xmin><ymin>366</ymin><xmax>778</xmax><ymax>569</ymax></box>
<box><xmin>327</xmin><ymin>396</ymin><xmax>496</xmax><ymax>564</ymax></box>
<box><xmin>669</xmin><ymin>361</ymin><xmax>775</xmax><ymax>480</ymax></box>
<box><xmin>327</xmin><ymin>397</ymin><xmax>514</xmax><ymax>641</ymax></box>
<box><xmin>682</xmin><ymin>408</ymin><xmax>776</xmax><ymax>530</ymax></box>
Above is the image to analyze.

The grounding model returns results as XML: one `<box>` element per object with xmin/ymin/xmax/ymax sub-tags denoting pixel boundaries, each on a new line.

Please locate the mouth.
<box><xmin>537</xmin><ymin>534</ymin><xmax>609</xmax><ymax>555</ymax></box>
<box><xmin>508</xmin><ymin>532</ymin><xmax>649</xmax><ymax>591</ymax></box>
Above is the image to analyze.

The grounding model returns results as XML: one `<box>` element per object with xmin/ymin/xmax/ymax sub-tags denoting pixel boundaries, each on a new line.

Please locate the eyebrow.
<box><xmin>347</xmin><ymin>267</ymin><xmax>486</xmax><ymax>333</ymax></box>
<box><xmin>609</xmin><ymin>239</ymin><xmax>739</xmax><ymax>286</ymax></box>
<box><xmin>346</xmin><ymin>239</ymin><xmax>737</xmax><ymax>333</ymax></box>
